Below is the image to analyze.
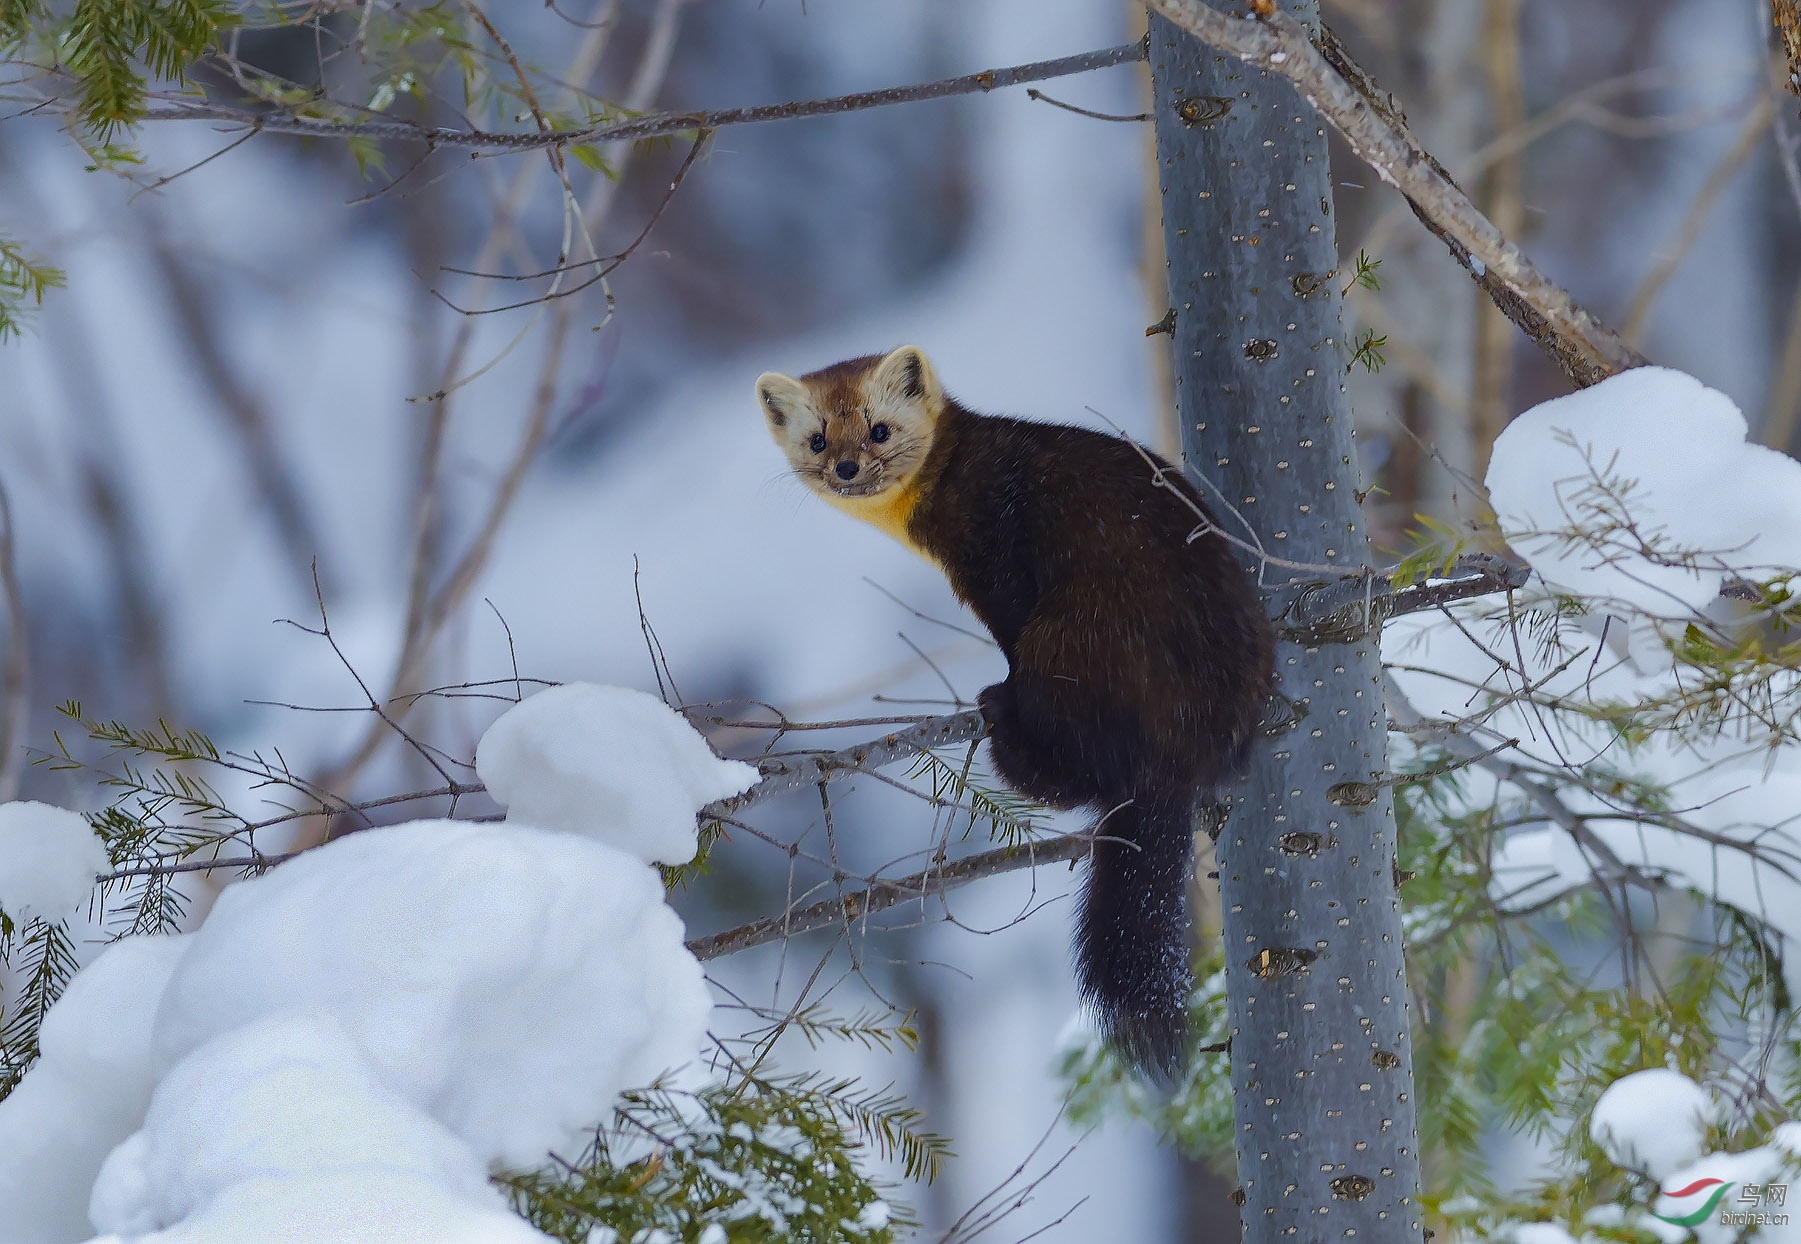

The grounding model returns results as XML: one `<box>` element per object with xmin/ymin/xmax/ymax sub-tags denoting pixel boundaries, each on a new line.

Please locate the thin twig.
<box><xmin>308</xmin><ymin>1</ymin><xmax>684</xmax><ymax>825</ymax></box>
<box><xmin>1024</xmin><ymin>88</ymin><xmax>1148</xmax><ymax>122</ymax></box>
<box><xmin>430</xmin><ymin>128</ymin><xmax>709</xmax><ymax>315</ymax></box>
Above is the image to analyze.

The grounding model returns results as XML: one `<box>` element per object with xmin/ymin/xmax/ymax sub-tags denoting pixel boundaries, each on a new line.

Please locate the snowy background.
<box><xmin>0</xmin><ymin>0</ymin><xmax>1792</xmax><ymax>1239</ymax></box>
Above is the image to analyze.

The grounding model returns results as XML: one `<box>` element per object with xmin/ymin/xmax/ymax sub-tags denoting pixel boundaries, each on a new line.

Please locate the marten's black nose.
<box><xmin>835</xmin><ymin>460</ymin><xmax>860</xmax><ymax>481</ymax></box>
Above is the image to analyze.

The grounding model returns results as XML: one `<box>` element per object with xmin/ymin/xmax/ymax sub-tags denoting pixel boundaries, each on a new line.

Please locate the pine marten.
<box><xmin>756</xmin><ymin>345</ymin><xmax>1273</xmax><ymax>1076</ymax></box>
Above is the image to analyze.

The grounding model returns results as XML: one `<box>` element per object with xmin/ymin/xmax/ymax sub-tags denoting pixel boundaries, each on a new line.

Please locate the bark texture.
<box><xmin>1147</xmin><ymin>6</ymin><xmax>1424</xmax><ymax>1240</ymax></box>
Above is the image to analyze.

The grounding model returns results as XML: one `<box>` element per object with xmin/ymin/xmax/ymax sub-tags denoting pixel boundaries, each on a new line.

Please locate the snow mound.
<box><xmin>0</xmin><ymin>801</ymin><xmax>108</xmax><ymax>924</ymax></box>
<box><xmin>1589</xmin><ymin>1068</ymin><xmax>1715</xmax><ymax>1179</ymax></box>
<box><xmin>0</xmin><ymin>819</ymin><xmax>710</xmax><ymax>1241</ymax></box>
<box><xmin>476</xmin><ymin>682</ymin><xmax>758</xmax><ymax>866</ymax></box>
<box><xmin>1487</xmin><ymin>367</ymin><xmax>1801</xmax><ymax>614</ymax></box>
<box><xmin>151</xmin><ymin>820</ymin><xmax>712</xmax><ymax>1170</ymax></box>
<box><xmin>88</xmin><ymin>1013</ymin><xmax>549</xmax><ymax>1244</ymax></box>
<box><xmin>0</xmin><ymin>936</ymin><xmax>191</xmax><ymax>1244</ymax></box>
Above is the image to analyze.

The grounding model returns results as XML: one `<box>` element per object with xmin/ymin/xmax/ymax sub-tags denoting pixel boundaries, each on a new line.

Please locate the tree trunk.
<box><xmin>1146</xmin><ymin>7</ymin><xmax>1425</xmax><ymax>1243</ymax></box>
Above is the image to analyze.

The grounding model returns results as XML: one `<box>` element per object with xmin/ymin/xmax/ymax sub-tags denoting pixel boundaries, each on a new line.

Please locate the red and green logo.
<box><xmin>1654</xmin><ymin>1178</ymin><xmax>1735</xmax><ymax>1226</ymax></box>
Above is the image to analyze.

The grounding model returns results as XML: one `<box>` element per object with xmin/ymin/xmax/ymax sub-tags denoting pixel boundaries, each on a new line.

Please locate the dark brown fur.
<box><xmin>905</xmin><ymin>404</ymin><xmax>1268</xmax><ymax>797</ymax></box>
<box><xmin>904</xmin><ymin>400</ymin><xmax>1273</xmax><ymax>1075</ymax></box>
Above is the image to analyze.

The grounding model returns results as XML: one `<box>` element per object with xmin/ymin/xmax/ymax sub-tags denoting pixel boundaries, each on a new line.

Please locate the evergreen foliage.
<box><xmin>0</xmin><ymin>235</ymin><xmax>64</xmax><ymax>340</ymax></box>
<box><xmin>502</xmin><ymin>1081</ymin><xmax>911</xmax><ymax>1244</ymax></box>
<box><xmin>0</xmin><ymin>0</ymin><xmax>234</xmax><ymax>138</ymax></box>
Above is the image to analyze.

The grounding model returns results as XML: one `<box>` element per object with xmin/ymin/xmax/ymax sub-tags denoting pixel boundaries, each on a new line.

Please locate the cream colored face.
<box><xmin>756</xmin><ymin>345</ymin><xmax>941</xmax><ymax>502</ymax></box>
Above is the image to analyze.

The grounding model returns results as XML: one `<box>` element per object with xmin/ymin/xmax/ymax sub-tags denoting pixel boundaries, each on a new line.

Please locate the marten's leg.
<box><xmin>978</xmin><ymin>677</ymin><xmax>1097</xmax><ymax>810</ymax></box>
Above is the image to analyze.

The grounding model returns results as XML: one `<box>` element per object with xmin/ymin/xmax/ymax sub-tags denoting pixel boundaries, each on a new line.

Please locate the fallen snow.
<box><xmin>151</xmin><ymin>819</ymin><xmax>711</xmax><ymax>1170</ymax></box>
<box><xmin>0</xmin><ymin>801</ymin><xmax>108</xmax><ymax>925</ymax></box>
<box><xmin>88</xmin><ymin>1013</ymin><xmax>551</xmax><ymax>1243</ymax></box>
<box><xmin>476</xmin><ymin>682</ymin><xmax>758</xmax><ymax>866</ymax></box>
<box><xmin>0</xmin><ymin>816</ymin><xmax>710</xmax><ymax>1241</ymax></box>
<box><xmin>1487</xmin><ymin>367</ymin><xmax>1801</xmax><ymax>616</ymax></box>
<box><xmin>0</xmin><ymin>936</ymin><xmax>190</xmax><ymax>1244</ymax></box>
<box><xmin>1589</xmin><ymin>1068</ymin><xmax>1715</xmax><ymax>1179</ymax></box>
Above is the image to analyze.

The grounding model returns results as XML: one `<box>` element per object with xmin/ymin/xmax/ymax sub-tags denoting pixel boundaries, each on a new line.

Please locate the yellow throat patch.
<box><xmin>822</xmin><ymin>475</ymin><xmax>928</xmax><ymax>558</ymax></box>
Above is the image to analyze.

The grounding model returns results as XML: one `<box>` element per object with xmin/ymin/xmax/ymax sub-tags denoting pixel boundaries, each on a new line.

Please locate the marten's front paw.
<box><xmin>976</xmin><ymin>682</ymin><xmax>1011</xmax><ymax>728</ymax></box>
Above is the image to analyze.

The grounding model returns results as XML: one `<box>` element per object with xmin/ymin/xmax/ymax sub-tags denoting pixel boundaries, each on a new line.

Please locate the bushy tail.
<box><xmin>1075</xmin><ymin>789</ymin><xmax>1196</xmax><ymax>1080</ymax></box>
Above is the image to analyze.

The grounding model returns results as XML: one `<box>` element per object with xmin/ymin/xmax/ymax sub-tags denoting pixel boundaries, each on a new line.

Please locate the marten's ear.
<box><xmin>755</xmin><ymin>372</ymin><xmax>808</xmax><ymax>429</ymax></box>
<box><xmin>871</xmin><ymin>345</ymin><xmax>941</xmax><ymax>409</ymax></box>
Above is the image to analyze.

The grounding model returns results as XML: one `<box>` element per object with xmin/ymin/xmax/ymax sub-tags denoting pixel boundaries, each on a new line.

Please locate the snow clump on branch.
<box><xmin>0</xmin><ymin>801</ymin><xmax>108</xmax><ymax>925</ymax></box>
<box><xmin>477</xmin><ymin>681</ymin><xmax>759</xmax><ymax>866</ymax></box>
<box><xmin>1486</xmin><ymin>366</ymin><xmax>1801</xmax><ymax>616</ymax></box>
<box><xmin>1588</xmin><ymin>1067</ymin><xmax>1716</xmax><ymax>1180</ymax></box>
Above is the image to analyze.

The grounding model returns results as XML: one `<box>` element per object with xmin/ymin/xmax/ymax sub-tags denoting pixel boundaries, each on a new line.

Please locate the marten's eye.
<box><xmin>870</xmin><ymin>423</ymin><xmax>891</xmax><ymax>444</ymax></box>
<box><xmin>808</xmin><ymin>431</ymin><xmax>827</xmax><ymax>454</ymax></box>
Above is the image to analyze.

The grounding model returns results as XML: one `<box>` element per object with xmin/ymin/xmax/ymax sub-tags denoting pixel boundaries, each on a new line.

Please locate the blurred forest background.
<box><xmin>0</xmin><ymin>0</ymin><xmax>1782</xmax><ymax>1239</ymax></box>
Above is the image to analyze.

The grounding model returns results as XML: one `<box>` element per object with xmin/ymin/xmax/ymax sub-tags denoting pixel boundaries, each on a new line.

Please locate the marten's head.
<box><xmin>756</xmin><ymin>345</ymin><xmax>943</xmax><ymax>505</ymax></box>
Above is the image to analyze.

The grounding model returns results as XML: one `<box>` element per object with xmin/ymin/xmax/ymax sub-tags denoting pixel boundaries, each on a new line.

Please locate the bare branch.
<box><xmin>702</xmin><ymin>710</ymin><xmax>989</xmax><ymax>818</ymax></box>
<box><xmin>687</xmin><ymin>830</ymin><xmax>1091</xmax><ymax>962</ymax></box>
<box><xmin>307</xmin><ymin>0</ymin><xmax>689</xmax><ymax>824</ymax></box>
<box><xmin>1024</xmin><ymin>88</ymin><xmax>1149</xmax><ymax>123</ymax></box>
<box><xmin>432</xmin><ymin>128</ymin><xmax>710</xmax><ymax>315</ymax></box>
<box><xmin>1143</xmin><ymin>0</ymin><xmax>1647</xmax><ymax>387</ymax></box>
<box><xmin>121</xmin><ymin>41</ymin><xmax>1148</xmax><ymax>153</ymax></box>
<box><xmin>1277</xmin><ymin>553</ymin><xmax>1531</xmax><ymax>643</ymax></box>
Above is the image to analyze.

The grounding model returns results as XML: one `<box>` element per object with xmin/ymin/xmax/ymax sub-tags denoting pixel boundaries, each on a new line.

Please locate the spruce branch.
<box><xmin>0</xmin><ymin>234</ymin><xmax>64</xmax><ymax>340</ymax></box>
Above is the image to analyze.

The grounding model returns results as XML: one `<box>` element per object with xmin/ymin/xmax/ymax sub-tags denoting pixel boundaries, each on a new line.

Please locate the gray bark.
<box><xmin>1147</xmin><ymin>6</ymin><xmax>1424</xmax><ymax>1242</ymax></box>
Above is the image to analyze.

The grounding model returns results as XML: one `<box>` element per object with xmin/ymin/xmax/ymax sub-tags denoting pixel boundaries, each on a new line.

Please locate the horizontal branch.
<box><xmin>687</xmin><ymin>830</ymin><xmax>1093</xmax><ymax>961</ymax></box>
<box><xmin>700</xmin><ymin>709</ymin><xmax>989</xmax><ymax>819</ymax></box>
<box><xmin>1276</xmin><ymin>553</ymin><xmax>1531</xmax><ymax>643</ymax></box>
<box><xmin>1144</xmin><ymin>0</ymin><xmax>1646</xmax><ymax>387</ymax></box>
<box><xmin>122</xmin><ymin>41</ymin><xmax>1147</xmax><ymax>153</ymax></box>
